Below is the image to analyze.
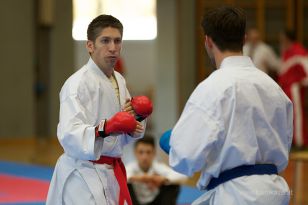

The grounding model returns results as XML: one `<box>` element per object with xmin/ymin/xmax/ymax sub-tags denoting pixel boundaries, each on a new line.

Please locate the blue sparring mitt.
<box><xmin>159</xmin><ymin>129</ymin><xmax>172</xmax><ymax>154</ymax></box>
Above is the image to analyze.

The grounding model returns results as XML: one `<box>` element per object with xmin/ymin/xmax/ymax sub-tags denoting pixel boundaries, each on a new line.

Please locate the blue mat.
<box><xmin>0</xmin><ymin>161</ymin><xmax>53</xmax><ymax>181</ymax></box>
<box><xmin>178</xmin><ymin>186</ymin><xmax>204</xmax><ymax>204</ymax></box>
<box><xmin>0</xmin><ymin>161</ymin><xmax>204</xmax><ymax>205</ymax></box>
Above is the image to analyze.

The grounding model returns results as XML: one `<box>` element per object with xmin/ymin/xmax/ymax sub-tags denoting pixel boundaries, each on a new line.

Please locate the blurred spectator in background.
<box><xmin>278</xmin><ymin>29</ymin><xmax>308</xmax><ymax>148</ymax></box>
<box><xmin>243</xmin><ymin>28</ymin><xmax>280</xmax><ymax>74</ymax></box>
<box><xmin>126</xmin><ymin>136</ymin><xmax>187</xmax><ymax>205</ymax></box>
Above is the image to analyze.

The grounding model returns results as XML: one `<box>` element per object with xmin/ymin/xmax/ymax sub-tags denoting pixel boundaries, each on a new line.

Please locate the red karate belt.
<box><xmin>91</xmin><ymin>156</ymin><xmax>132</xmax><ymax>205</ymax></box>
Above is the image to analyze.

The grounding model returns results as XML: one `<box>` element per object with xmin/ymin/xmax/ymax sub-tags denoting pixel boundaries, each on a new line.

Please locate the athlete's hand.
<box><xmin>122</xmin><ymin>98</ymin><xmax>135</xmax><ymax>115</ymax></box>
<box><xmin>150</xmin><ymin>175</ymin><xmax>168</xmax><ymax>187</ymax></box>
<box><xmin>132</xmin><ymin>121</ymin><xmax>144</xmax><ymax>135</ymax></box>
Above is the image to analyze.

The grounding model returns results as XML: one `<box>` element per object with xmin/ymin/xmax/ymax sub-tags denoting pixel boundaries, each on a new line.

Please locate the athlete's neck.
<box><xmin>215</xmin><ymin>50</ymin><xmax>243</xmax><ymax>69</ymax></box>
<box><xmin>101</xmin><ymin>67</ymin><xmax>114</xmax><ymax>78</ymax></box>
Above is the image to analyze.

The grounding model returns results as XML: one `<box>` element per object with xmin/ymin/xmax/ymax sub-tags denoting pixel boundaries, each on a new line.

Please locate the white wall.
<box><xmin>121</xmin><ymin>41</ymin><xmax>156</xmax><ymax>96</ymax></box>
<box><xmin>0</xmin><ymin>0</ymin><xmax>35</xmax><ymax>137</ymax></box>
<box><xmin>154</xmin><ymin>0</ymin><xmax>178</xmax><ymax>135</ymax></box>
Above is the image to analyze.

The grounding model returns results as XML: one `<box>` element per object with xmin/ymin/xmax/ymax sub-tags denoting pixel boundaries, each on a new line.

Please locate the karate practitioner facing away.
<box><xmin>46</xmin><ymin>15</ymin><xmax>152</xmax><ymax>205</ymax></box>
<box><xmin>160</xmin><ymin>6</ymin><xmax>293</xmax><ymax>205</ymax></box>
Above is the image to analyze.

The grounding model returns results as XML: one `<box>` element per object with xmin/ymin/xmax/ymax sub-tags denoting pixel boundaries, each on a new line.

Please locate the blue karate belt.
<box><xmin>206</xmin><ymin>164</ymin><xmax>278</xmax><ymax>190</ymax></box>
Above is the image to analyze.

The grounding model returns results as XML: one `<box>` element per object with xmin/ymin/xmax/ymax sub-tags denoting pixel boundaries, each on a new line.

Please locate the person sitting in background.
<box><xmin>243</xmin><ymin>27</ymin><xmax>280</xmax><ymax>74</ymax></box>
<box><xmin>126</xmin><ymin>136</ymin><xmax>187</xmax><ymax>205</ymax></box>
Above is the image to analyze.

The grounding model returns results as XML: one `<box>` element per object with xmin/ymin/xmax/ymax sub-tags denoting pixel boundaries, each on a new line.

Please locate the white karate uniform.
<box><xmin>126</xmin><ymin>161</ymin><xmax>187</xmax><ymax>204</ymax></box>
<box><xmin>169</xmin><ymin>56</ymin><xmax>293</xmax><ymax>205</ymax></box>
<box><xmin>46</xmin><ymin>58</ymin><xmax>145</xmax><ymax>205</ymax></box>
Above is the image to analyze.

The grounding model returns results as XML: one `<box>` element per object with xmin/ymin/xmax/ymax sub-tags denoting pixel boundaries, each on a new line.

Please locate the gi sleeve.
<box><xmin>154</xmin><ymin>163</ymin><xmax>188</xmax><ymax>183</ymax></box>
<box><xmin>264</xmin><ymin>47</ymin><xmax>281</xmax><ymax>72</ymax></box>
<box><xmin>57</xmin><ymin>94</ymin><xmax>103</xmax><ymax>160</ymax></box>
<box><xmin>169</xmin><ymin>102</ymin><xmax>224</xmax><ymax>177</ymax></box>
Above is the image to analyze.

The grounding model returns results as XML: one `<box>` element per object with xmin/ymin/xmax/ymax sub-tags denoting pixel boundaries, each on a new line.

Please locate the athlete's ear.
<box><xmin>205</xmin><ymin>35</ymin><xmax>214</xmax><ymax>49</ymax></box>
<box><xmin>86</xmin><ymin>40</ymin><xmax>95</xmax><ymax>54</ymax></box>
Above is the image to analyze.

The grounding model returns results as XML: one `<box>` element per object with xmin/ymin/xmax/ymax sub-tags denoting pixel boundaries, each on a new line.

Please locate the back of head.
<box><xmin>283</xmin><ymin>29</ymin><xmax>296</xmax><ymax>42</ymax></box>
<box><xmin>201</xmin><ymin>6</ymin><xmax>246</xmax><ymax>52</ymax></box>
<box><xmin>87</xmin><ymin>14</ymin><xmax>123</xmax><ymax>42</ymax></box>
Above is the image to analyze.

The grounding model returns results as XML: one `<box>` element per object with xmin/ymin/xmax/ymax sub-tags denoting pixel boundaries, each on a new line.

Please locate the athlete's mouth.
<box><xmin>107</xmin><ymin>56</ymin><xmax>117</xmax><ymax>59</ymax></box>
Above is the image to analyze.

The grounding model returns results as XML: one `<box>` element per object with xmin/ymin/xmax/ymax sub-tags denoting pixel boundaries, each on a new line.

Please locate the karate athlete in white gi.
<box><xmin>46</xmin><ymin>15</ymin><xmax>153</xmax><ymax>205</ymax></box>
<box><xmin>160</xmin><ymin>7</ymin><xmax>293</xmax><ymax>205</ymax></box>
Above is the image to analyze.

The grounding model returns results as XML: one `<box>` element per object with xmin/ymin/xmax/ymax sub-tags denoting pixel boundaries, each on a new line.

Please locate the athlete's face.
<box><xmin>135</xmin><ymin>143</ymin><xmax>155</xmax><ymax>172</ymax></box>
<box><xmin>87</xmin><ymin>27</ymin><xmax>122</xmax><ymax>72</ymax></box>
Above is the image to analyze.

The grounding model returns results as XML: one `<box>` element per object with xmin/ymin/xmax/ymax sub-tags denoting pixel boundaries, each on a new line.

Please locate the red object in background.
<box><xmin>278</xmin><ymin>43</ymin><xmax>308</xmax><ymax>147</ymax></box>
<box><xmin>282</xmin><ymin>43</ymin><xmax>307</xmax><ymax>61</ymax></box>
<box><xmin>0</xmin><ymin>174</ymin><xmax>49</xmax><ymax>203</ymax></box>
<box><xmin>115</xmin><ymin>58</ymin><xmax>125</xmax><ymax>75</ymax></box>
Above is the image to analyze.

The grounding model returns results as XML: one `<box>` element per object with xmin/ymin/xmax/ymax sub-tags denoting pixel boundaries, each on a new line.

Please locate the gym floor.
<box><xmin>0</xmin><ymin>138</ymin><xmax>307</xmax><ymax>205</ymax></box>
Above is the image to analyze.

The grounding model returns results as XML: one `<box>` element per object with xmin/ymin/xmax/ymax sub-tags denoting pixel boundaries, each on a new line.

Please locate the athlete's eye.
<box><xmin>114</xmin><ymin>38</ymin><xmax>122</xmax><ymax>44</ymax></box>
<box><xmin>101</xmin><ymin>38</ymin><xmax>110</xmax><ymax>44</ymax></box>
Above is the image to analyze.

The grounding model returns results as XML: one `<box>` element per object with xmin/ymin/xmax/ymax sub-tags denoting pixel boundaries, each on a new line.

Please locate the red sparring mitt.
<box><xmin>104</xmin><ymin>112</ymin><xmax>137</xmax><ymax>135</ymax></box>
<box><xmin>131</xmin><ymin>96</ymin><xmax>153</xmax><ymax>121</ymax></box>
